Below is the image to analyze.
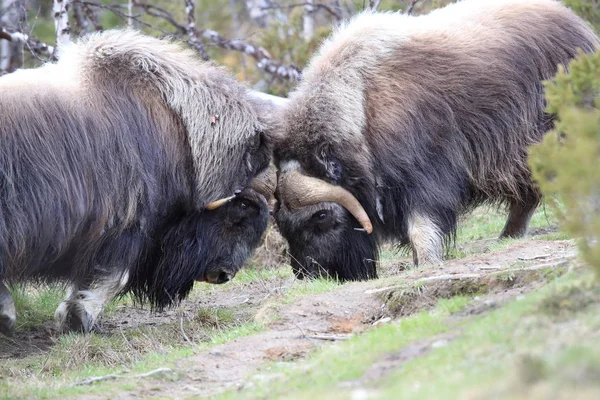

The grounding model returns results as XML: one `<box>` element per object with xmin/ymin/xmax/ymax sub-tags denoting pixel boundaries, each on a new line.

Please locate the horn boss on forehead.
<box><xmin>273</xmin><ymin>0</ymin><xmax>599</xmax><ymax>281</ymax></box>
<box><xmin>278</xmin><ymin>169</ymin><xmax>372</xmax><ymax>234</ymax></box>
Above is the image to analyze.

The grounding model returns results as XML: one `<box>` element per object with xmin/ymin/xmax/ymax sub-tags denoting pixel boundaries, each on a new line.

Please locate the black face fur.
<box><xmin>128</xmin><ymin>188</ymin><xmax>269</xmax><ymax>309</ymax></box>
<box><xmin>274</xmin><ymin>200</ymin><xmax>377</xmax><ymax>281</ymax></box>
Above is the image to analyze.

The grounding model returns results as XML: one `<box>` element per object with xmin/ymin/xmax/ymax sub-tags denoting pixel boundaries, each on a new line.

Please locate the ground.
<box><xmin>0</xmin><ymin>206</ymin><xmax>599</xmax><ymax>399</ymax></box>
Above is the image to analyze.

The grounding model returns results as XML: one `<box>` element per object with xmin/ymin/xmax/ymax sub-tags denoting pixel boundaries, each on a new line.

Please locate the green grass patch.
<box><xmin>219</xmin><ymin>271</ymin><xmax>599</xmax><ymax>400</ymax></box>
<box><xmin>456</xmin><ymin>204</ymin><xmax>559</xmax><ymax>245</ymax></box>
<box><xmin>0</xmin><ymin>318</ymin><xmax>264</xmax><ymax>399</ymax></box>
<box><xmin>280</xmin><ymin>278</ymin><xmax>341</xmax><ymax>304</ymax></box>
<box><xmin>379</xmin><ymin>205</ymin><xmax>562</xmax><ymax>268</ymax></box>
<box><xmin>10</xmin><ymin>285</ymin><xmax>64</xmax><ymax>331</ymax></box>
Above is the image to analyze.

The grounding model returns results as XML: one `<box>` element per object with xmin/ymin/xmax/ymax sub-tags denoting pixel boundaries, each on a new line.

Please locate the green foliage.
<box><xmin>564</xmin><ymin>0</ymin><xmax>600</xmax><ymax>33</ymax></box>
<box><xmin>257</xmin><ymin>8</ymin><xmax>331</xmax><ymax>95</ymax></box>
<box><xmin>529</xmin><ymin>50</ymin><xmax>600</xmax><ymax>276</ymax></box>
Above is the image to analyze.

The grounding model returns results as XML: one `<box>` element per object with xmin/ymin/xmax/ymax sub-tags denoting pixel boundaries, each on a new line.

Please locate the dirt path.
<box><xmin>77</xmin><ymin>239</ymin><xmax>577</xmax><ymax>399</ymax></box>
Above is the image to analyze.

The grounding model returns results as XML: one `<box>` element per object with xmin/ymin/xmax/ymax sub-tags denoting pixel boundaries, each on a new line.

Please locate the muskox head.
<box><xmin>264</xmin><ymin>81</ymin><xmax>381</xmax><ymax>281</ymax></box>
<box><xmin>130</xmin><ymin>166</ymin><xmax>275</xmax><ymax>309</ymax></box>
<box><xmin>200</xmin><ymin>166</ymin><xmax>276</xmax><ymax>284</ymax></box>
<box><xmin>274</xmin><ymin>165</ymin><xmax>378</xmax><ymax>281</ymax></box>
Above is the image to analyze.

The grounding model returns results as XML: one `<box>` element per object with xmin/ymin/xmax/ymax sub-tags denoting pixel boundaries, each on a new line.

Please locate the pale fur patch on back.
<box><xmin>0</xmin><ymin>48</ymin><xmax>81</xmax><ymax>93</ymax></box>
<box><xmin>279</xmin><ymin>159</ymin><xmax>301</xmax><ymax>173</ymax></box>
<box><xmin>59</xmin><ymin>30</ymin><xmax>260</xmax><ymax>204</ymax></box>
<box><xmin>305</xmin><ymin>0</ymin><xmax>567</xmax><ymax>80</ymax></box>
<box><xmin>289</xmin><ymin>0</ymin><xmax>572</xmax><ymax>175</ymax></box>
<box><xmin>407</xmin><ymin>214</ymin><xmax>443</xmax><ymax>266</ymax></box>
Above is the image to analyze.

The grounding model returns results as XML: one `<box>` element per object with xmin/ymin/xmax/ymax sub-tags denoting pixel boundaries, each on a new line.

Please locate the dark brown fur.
<box><xmin>274</xmin><ymin>0</ymin><xmax>599</xmax><ymax>280</ymax></box>
<box><xmin>0</xmin><ymin>30</ymin><xmax>272</xmax><ymax>329</ymax></box>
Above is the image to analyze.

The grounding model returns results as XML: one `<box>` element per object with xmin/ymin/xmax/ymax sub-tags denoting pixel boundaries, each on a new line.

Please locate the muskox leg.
<box><xmin>54</xmin><ymin>271</ymin><xmax>129</xmax><ymax>333</ymax></box>
<box><xmin>407</xmin><ymin>214</ymin><xmax>443</xmax><ymax>267</ymax></box>
<box><xmin>500</xmin><ymin>192</ymin><xmax>541</xmax><ymax>239</ymax></box>
<box><xmin>0</xmin><ymin>282</ymin><xmax>16</xmax><ymax>336</ymax></box>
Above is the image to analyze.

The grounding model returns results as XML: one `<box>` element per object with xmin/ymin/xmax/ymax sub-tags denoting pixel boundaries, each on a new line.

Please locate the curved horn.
<box><xmin>249</xmin><ymin>165</ymin><xmax>277</xmax><ymax>201</ymax></box>
<box><xmin>279</xmin><ymin>170</ymin><xmax>373</xmax><ymax>234</ymax></box>
<box><xmin>205</xmin><ymin>195</ymin><xmax>236</xmax><ymax>210</ymax></box>
<box><xmin>205</xmin><ymin>166</ymin><xmax>277</xmax><ymax>211</ymax></box>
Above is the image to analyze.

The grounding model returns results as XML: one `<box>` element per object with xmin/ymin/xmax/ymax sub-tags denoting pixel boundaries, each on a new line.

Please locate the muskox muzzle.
<box><xmin>274</xmin><ymin>169</ymin><xmax>377</xmax><ymax>281</ymax></box>
<box><xmin>199</xmin><ymin>166</ymin><xmax>277</xmax><ymax>285</ymax></box>
<box><xmin>138</xmin><ymin>166</ymin><xmax>276</xmax><ymax>309</ymax></box>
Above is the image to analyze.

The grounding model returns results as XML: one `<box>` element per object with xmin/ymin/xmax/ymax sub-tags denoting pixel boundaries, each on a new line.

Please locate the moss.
<box><xmin>538</xmin><ymin>282</ymin><xmax>600</xmax><ymax>319</ymax></box>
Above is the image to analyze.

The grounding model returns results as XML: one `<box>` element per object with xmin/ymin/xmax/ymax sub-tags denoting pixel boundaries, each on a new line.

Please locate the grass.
<box><xmin>376</xmin><ymin>274</ymin><xmax>600</xmax><ymax>400</ymax></box>
<box><xmin>0</xmin><ymin>318</ymin><xmax>265</xmax><ymax>399</ymax></box>
<box><xmin>215</xmin><ymin>271</ymin><xmax>599</xmax><ymax>400</ymax></box>
<box><xmin>10</xmin><ymin>285</ymin><xmax>65</xmax><ymax>331</ymax></box>
<box><xmin>377</xmin><ymin>204</ymin><xmax>562</xmax><ymax>272</ymax></box>
<box><xmin>0</xmin><ymin>205</ymin><xmax>582</xmax><ymax>399</ymax></box>
<box><xmin>214</xmin><ymin>295</ymin><xmax>474</xmax><ymax>400</ymax></box>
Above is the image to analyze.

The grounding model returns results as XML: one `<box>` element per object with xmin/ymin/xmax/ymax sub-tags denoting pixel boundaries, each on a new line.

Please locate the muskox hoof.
<box><xmin>0</xmin><ymin>286</ymin><xmax>16</xmax><ymax>337</ymax></box>
<box><xmin>54</xmin><ymin>301</ymin><xmax>95</xmax><ymax>334</ymax></box>
<box><xmin>0</xmin><ymin>313</ymin><xmax>16</xmax><ymax>337</ymax></box>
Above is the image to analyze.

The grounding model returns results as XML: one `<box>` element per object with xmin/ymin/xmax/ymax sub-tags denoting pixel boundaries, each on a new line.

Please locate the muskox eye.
<box><xmin>240</xmin><ymin>201</ymin><xmax>249</xmax><ymax>210</ymax></box>
<box><xmin>312</xmin><ymin>211</ymin><xmax>328</xmax><ymax>222</ymax></box>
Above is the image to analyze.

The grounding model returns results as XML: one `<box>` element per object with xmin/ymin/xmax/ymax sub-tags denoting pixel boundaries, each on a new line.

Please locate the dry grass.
<box><xmin>250</xmin><ymin>221</ymin><xmax>289</xmax><ymax>270</ymax></box>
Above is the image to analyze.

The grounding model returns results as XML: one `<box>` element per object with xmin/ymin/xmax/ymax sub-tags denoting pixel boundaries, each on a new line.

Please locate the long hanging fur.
<box><xmin>274</xmin><ymin>0</ymin><xmax>600</xmax><ymax>280</ymax></box>
<box><xmin>0</xmin><ymin>30</ymin><xmax>271</xmax><ymax>307</ymax></box>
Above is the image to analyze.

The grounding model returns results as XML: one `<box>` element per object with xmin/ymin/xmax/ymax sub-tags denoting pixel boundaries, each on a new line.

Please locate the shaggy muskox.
<box><xmin>273</xmin><ymin>0</ymin><xmax>599</xmax><ymax>280</ymax></box>
<box><xmin>0</xmin><ymin>30</ymin><xmax>275</xmax><ymax>336</ymax></box>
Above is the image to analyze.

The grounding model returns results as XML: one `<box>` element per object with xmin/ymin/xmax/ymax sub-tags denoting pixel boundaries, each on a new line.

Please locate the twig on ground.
<box><xmin>74</xmin><ymin>374</ymin><xmax>119</xmax><ymax>386</ymax></box>
<box><xmin>301</xmin><ymin>333</ymin><xmax>352</xmax><ymax>341</ymax></box>
<box><xmin>180</xmin><ymin>312</ymin><xmax>195</xmax><ymax>345</ymax></box>
<box><xmin>132</xmin><ymin>367</ymin><xmax>173</xmax><ymax>378</ymax></box>
<box><xmin>73</xmin><ymin>368</ymin><xmax>173</xmax><ymax>386</ymax></box>
<box><xmin>292</xmin><ymin>322</ymin><xmax>318</xmax><ymax>345</ymax></box>
<box><xmin>364</xmin><ymin>285</ymin><xmax>402</xmax><ymax>294</ymax></box>
<box><xmin>517</xmin><ymin>254</ymin><xmax>550</xmax><ymax>261</ymax></box>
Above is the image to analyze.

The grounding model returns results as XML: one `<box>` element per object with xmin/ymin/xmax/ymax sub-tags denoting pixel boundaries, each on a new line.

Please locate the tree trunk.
<box><xmin>303</xmin><ymin>0</ymin><xmax>315</xmax><ymax>41</ymax></box>
<box><xmin>245</xmin><ymin>0</ymin><xmax>271</xmax><ymax>28</ymax></box>
<box><xmin>0</xmin><ymin>0</ymin><xmax>24</xmax><ymax>74</ymax></box>
<box><xmin>53</xmin><ymin>0</ymin><xmax>71</xmax><ymax>57</ymax></box>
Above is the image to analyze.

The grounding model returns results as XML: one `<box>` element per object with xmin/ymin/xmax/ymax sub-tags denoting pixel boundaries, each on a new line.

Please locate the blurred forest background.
<box><xmin>1</xmin><ymin>1</ymin><xmax>598</xmax><ymax>96</ymax></box>
<box><xmin>0</xmin><ymin>0</ymin><xmax>481</xmax><ymax>96</ymax></box>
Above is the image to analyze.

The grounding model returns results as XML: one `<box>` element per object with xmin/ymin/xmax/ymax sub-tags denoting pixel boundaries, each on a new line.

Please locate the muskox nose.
<box><xmin>206</xmin><ymin>270</ymin><xmax>234</xmax><ymax>284</ymax></box>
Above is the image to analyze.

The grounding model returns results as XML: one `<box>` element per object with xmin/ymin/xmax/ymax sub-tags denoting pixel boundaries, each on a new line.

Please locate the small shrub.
<box><xmin>529</xmin><ymin>50</ymin><xmax>600</xmax><ymax>276</ymax></box>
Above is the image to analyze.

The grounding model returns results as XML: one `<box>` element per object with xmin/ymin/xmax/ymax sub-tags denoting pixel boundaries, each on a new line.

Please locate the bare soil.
<box><xmin>68</xmin><ymin>239</ymin><xmax>577</xmax><ymax>399</ymax></box>
<box><xmin>0</xmin><ymin>237</ymin><xmax>579</xmax><ymax>399</ymax></box>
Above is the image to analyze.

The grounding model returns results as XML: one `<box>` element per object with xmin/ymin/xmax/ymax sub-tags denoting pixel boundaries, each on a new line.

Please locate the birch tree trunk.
<box><xmin>127</xmin><ymin>0</ymin><xmax>133</xmax><ymax>28</ymax></box>
<box><xmin>53</xmin><ymin>0</ymin><xmax>71</xmax><ymax>57</ymax></box>
<box><xmin>303</xmin><ymin>0</ymin><xmax>315</xmax><ymax>41</ymax></box>
<box><xmin>245</xmin><ymin>0</ymin><xmax>271</xmax><ymax>28</ymax></box>
<box><xmin>0</xmin><ymin>0</ymin><xmax>24</xmax><ymax>74</ymax></box>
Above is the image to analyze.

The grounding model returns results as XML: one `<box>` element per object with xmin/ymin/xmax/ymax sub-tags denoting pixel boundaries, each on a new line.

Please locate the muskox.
<box><xmin>0</xmin><ymin>30</ymin><xmax>275</xmax><ymax>336</ymax></box>
<box><xmin>273</xmin><ymin>0</ymin><xmax>599</xmax><ymax>280</ymax></box>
